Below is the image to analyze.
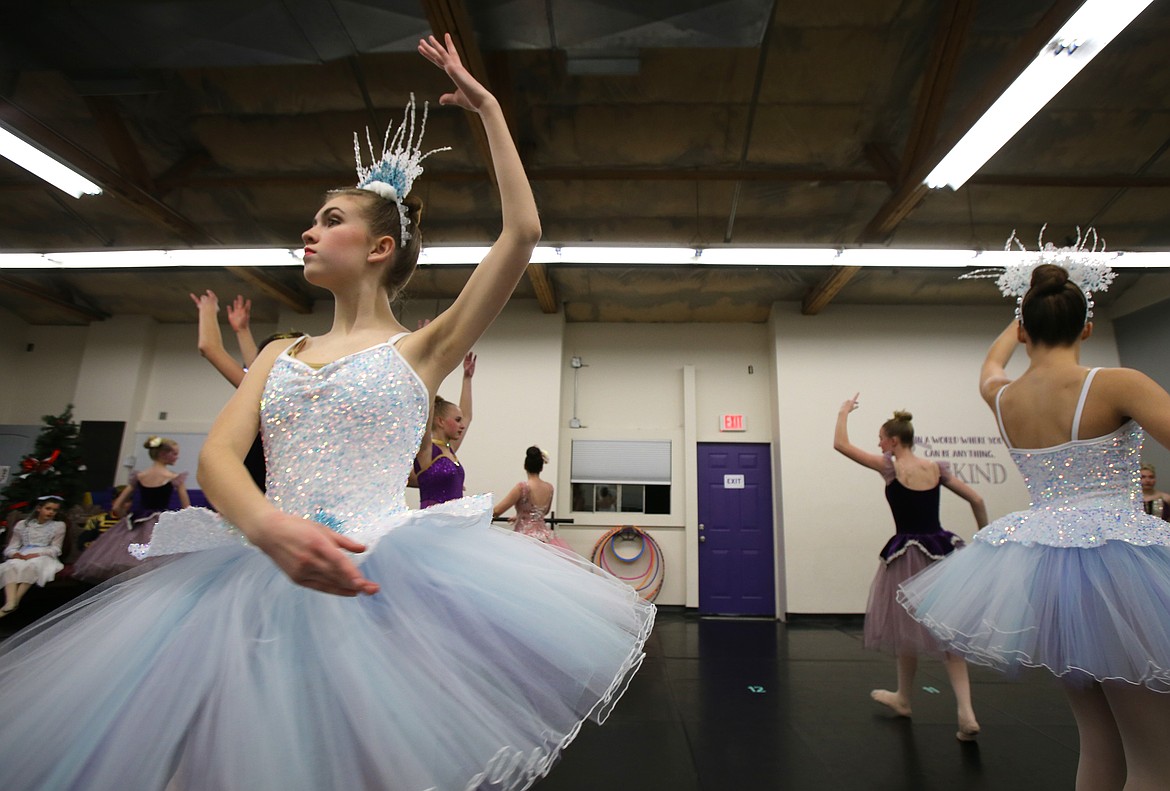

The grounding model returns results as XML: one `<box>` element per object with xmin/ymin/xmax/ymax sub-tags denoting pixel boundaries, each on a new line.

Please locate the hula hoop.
<box><xmin>591</xmin><ymin>526</ymin><xmax>665</xmax><ymax>602</ymax></box>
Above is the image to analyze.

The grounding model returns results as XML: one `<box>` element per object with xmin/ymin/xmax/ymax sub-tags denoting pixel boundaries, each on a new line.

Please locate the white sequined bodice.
<box><xmin>978</xmin><ymin>421</ymin><xmax>1170</xmax><ymax>548</ymax></box>
<box><xmin>262</xmin><ymin>340</ymin><xmax>429</xmax><ymax>534</ymax></box>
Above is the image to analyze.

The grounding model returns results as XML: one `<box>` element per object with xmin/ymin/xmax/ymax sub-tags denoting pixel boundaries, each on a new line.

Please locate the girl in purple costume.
<box><xmin>71</xmin><ymin>436</ymin><xmax>189</xmax><ymax>583</ymax></box>
<box><xmin>835</xmin><ymin>398</ymin><xmax>987</xmax><ymax>741</ymax></box>
<box><xmin>412</xmin><ymin>353</ymin><xmax>474</xmax><ymax>507</ymax></box>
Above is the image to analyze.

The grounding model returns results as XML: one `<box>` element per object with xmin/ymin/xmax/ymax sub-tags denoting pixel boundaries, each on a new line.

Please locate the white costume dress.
<box><xmin>0</xmin><ymin>516</ymin><xmax>66</xmax><ymax>587</ymax></box>
<box><xmin>0</xmin><ymin>335</ymin><xmax>655</xmax><ymax>790</ymax></box>
<box><xmin>900</xmin><ymin>369</ymin><xmax>1170</xmax><ymax>690</ymax></box>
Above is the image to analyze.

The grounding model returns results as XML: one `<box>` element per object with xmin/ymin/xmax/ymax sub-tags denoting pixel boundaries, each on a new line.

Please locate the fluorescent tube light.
<box><xmin>925</xmin><ymin>0</ymin><xmax>1156</xmax><ymax>190</ymax></box>
<box><xmin>0</xmin><ymin>126</ymin><xmax>102</xmax><ymax>198</ymax></box>
<box><xmin>1</xmin><ymin>246</ymin><xmax>1167</xmax><ymax>270</ymax></box>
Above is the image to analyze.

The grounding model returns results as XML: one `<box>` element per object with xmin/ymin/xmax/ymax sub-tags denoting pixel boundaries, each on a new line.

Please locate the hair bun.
<box><xmin>891</xmin><ymin>410</ymin><xmax>913</xmax><ymax>423</ymax></box>
<box><xmin>1030</xmin><ymin>263</ymin><xmax>1070</xmax><ymax>293</ymax></box>
<box><xmin>525</xmin><ymin>446</ymin><xmax>543</xmax><ymax>460</ymax></box>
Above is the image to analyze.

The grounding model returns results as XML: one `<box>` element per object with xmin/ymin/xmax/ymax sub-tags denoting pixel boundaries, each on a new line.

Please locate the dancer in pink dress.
<box><xmin>494</xmin><ymin>446</ymin><xmax>574</xmax><ymax>553</ymax></box>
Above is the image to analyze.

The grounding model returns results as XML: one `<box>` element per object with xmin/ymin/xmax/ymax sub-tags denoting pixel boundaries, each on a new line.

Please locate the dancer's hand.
<box><xmin>190</xmin><ymin>289</ymin><xmax>220</xmax><ymax>315</ymax></box>
<box><xmin>251</xmin><ymin>512</ymin><xmax>380</xmax><ymax>597</ymax></box>
<box><xmin>840</xmin><ymin>393</ymin><xmax>860</xmax><ymax>416</ymax></box>
<box><xmin>418</xmin><ymin>33</ymin><xmax>494</xmax><ymax>113</ymax></box>
<box><xmin>226</xmin><ymin>295</ymin><xmax>252</xmax><ymax>332</ymax></box>
<box><xmin>463</xmin><ymin>352</ymin><xmax>476</xmax><ymax>378</ymax></box>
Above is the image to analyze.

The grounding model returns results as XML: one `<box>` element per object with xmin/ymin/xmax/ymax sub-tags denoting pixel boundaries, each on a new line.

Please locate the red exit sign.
<box><xmin>721</xmin><ymin>414</ymin><xmax>746</xmax><ymax>431</ymax></box>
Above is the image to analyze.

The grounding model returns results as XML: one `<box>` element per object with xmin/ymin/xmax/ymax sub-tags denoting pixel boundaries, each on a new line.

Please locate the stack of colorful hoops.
<box><xmin>591</xmin><ymin>526</ymin><xmax>664</xmax><ymax>602</ymax></box>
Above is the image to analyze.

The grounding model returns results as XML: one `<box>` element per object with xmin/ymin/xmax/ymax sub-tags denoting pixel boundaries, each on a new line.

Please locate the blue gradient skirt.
<box><xmin>0</xmin><ymin>506</ymin><xmax>655</xmax><ymax>791</ymax></box>
<box><xmin>898</xmin><ymin>539</ymin><xmax>1170</xmax><ymax>692</ymax></box>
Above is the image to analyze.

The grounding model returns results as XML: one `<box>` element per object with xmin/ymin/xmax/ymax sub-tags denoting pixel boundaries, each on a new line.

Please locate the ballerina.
<box><xmin>835</xmin><ymin>398</ymin><xmax>987</xmax><ymax>740</ymax></box>
<box><xmin>901</xmin><ymin>262</ymin><xmax>1170</xmax><ymax>788</ymax></box>
<box><xmin>0</xmin><ymin>34</ymin><xmax>653</xmax><ymax>791</ymax></box>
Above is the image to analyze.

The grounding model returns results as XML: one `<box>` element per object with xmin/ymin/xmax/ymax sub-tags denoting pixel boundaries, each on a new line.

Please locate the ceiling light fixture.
<box><xmin>924</xmin><ymin>0</ymin><xmax>1157</xmax><ymax>191</ymax></box>
<box><xmin>0</xmin><ymin>125</ymin><xmax>102</xmax><ymax>198</ymax></box>
<box><xmin>2</xmin><ymin>246</ymin><xmax>1167</xmax><ymax>270</ymax></box>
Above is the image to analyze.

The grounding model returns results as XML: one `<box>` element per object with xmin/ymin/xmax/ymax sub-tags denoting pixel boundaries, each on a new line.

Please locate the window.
<box><xmin>570</xmin><ymin>440</ymin><xmax>671</xmax><ymax>514</ymax></box>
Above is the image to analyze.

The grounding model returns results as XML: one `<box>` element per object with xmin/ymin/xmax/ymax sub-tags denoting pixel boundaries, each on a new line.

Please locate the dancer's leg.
<box><xmin>942</xmin><ymin>653</ymin><xmax>980</xmax><ymax>740</ymax></box>
<box><xmin>1102</xmin><ymin>682</ymin><xmax>1170</xmax><ymax>791</ymax></box>
<box><xmin>871</xmin><ymin>654</ymin><xmax>916</xmax><ymax>716</ymax></box>
<box><xmin>1064</xmin><ymin>681</ymin><xmax>1125</xmax><ymax>791</ymax></box>
<box><xmin>0</xmin><ymin>581</ymin><xmax>30</xmax><ymax>615</ymax></box>
<box><xmin>0</xmin><ymin>581</ymin><xmax>16</xmax><ymax>614</ymax></box>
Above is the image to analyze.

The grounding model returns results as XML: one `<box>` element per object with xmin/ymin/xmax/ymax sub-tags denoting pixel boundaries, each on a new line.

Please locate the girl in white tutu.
<box><xmin>900</xmin><ymin>263</ymin><xmax>1170</xmax><ymax>788</ymax></box>
<box><xmin>0</xmin><ymin>495</ymin><xmax>67</xmax><ymax>617</ymax></box>
<box><xmin>0</xmin><ymin>34</ymin><xmax>653</xmax><ymax>791</ymax></box>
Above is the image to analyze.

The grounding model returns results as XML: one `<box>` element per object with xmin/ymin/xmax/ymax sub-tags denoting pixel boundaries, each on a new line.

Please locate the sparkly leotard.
<box><xmin>415</xmin><ymin>442</ymin><xmax>464</xmax><ymax>508</ymax></box>
<box><xmin>0</xmin><ymin>334</ymin><xmax>655</xmax><ymax>790</ymax></box>
<box><xmin>900</xmin><ymin>369</ymin><xmax>1170</xmax><ymax>690</ymax></box>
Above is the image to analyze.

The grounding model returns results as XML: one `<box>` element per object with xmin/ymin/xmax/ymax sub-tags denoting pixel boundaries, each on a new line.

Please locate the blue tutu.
<box><xmin>0</xmin><ymin>339</ymin><xmax>655</xmax><ymax>790</ymax></box>
<box><xmin>900</xmin><ymin>415</ymin><xmax>1170</xmax><ymax>692</ymax></box>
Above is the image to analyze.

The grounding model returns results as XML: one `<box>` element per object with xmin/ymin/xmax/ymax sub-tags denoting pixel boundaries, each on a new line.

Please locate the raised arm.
<box><xmin>226</xmin><ymin>294</ymin><xmax>260</xmax><ymax>368</ymax></box>
<box><xmin>833</xmin><ymin>394</ymin><xmax>887</xmax><ymax>472</ymax></box>
<box><xmin>191</xmin><ymin>290</ymin><xmax>246</xmax><ymax>388</ymax></box>
<box><xmin>942</xmin><ymin>475</ymin><xmax>989</xmax><ymax>529</ymax></box>
<box><xmin>450</xmin><ymin>352</ymin><xmax>475</xmax><ymax>452</ymax></box>
<box><xmin>404</xmin><ymin>34</ymin><xmax>541</xmax><ymax>388</ymax></box>
<box><xmin>198</xmin><ymin>341</ymin><xmax>379</xmax><ymax>598</ymax></box>
<box><xmin>979</xmin><ymin>321</ymin><xmax>1020</xmax><ymax>407</ymax></box>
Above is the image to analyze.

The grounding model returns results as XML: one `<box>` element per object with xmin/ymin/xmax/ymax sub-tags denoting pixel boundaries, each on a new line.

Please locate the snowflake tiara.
<box><xmin>960</xmin><ymin>224</ymin><xmax>1117</xmax><ymax>320</ymax></box>
<box><xmin>354</xmin><ymin>93</ymin><xmax>451</xmax><ymax>247</ymax></box>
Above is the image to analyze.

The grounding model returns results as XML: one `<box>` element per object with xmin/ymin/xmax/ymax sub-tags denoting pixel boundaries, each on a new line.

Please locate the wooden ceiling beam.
<box><xmin>143</xmin><ymin>167</ymin><xmax>1170</xmax><ymax>192</ymax></box>
<box><xmin>0</xmin><ymin>274</ymin><xmax>109</xmax><ymax>322</ymax></box>
<box><xmin>896</xmin><ymin>0</ymin><xmax>976</xmax><ymax>186</ymax></box>
<box><xmin>803</xmin><ymin>0</ymin><xmax>976</xmax><ymax>314</ymax></box>
<box><xmin>0</xmin><ymin>97</ymin><xmax>212</xmax><ymax>246</ymax></box>
<box><xmin>83</xmin><ymin>95</ymin><xmax>156</xmax><ymax>193</ymax></box>
<box><xmin>225</xmin><ymin>267</ymin><xmax>313</xmax><ymax>315</ymax></box>
<box><xmin>1</xmin><ymin>100</ymin><xmax>312</xmax><ymax>314</ymax></box>
<box><xmin>422</xmin><ymin>0</ymin><xmax>497</xmax><ymax>184</ymax></box>
<box><xmin>527</xmin><ymin>263</ymin><xmax>558</xmax><ymax>313</ymax></box>
<box><xmin>800</xmin><ymin>266</ymin><xmax>860</xmax><ymax>316</ymax></box>
<box><xmin>859</xmin><ymin>0</ymin><xmax>1085</xmax><ymax>244</ymax></box>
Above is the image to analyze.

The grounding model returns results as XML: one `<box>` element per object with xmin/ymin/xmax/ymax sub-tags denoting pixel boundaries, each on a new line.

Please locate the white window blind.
<box><xmin>570</xmin><ymin>440</ymin><xmax>671</xmax><ymax>484</ymax></box>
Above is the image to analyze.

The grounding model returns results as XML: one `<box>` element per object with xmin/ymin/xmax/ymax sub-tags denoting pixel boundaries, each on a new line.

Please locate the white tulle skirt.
<box><xmin>898</xmin><ymin>539</ymin><xmax>1170</xmax><ymax>691</ymax></box>
<box><xmin>0</xmin><ymin>501</ymin><xmax>655</xmax><ymax>791</ymax></box>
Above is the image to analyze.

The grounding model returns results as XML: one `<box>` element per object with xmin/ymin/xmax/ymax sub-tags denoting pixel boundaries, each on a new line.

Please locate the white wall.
<box><xmin>0</xmin><ymin>297</ymin><xmax>1137</xmax><ymax>614</ymax></box>
<box><xmin>770</xmin><ymin>302</ymin><xmax>1122</xmax><ymax>614</ymax></box>
<box><xmin>0</xmin><ymin>317</ymin><xmax>86</xmax><ymax>424</ymax></box>
<box><xmin>558</xmin><ymin>323</ymin><xmax>776</xmax><ymax>606</ymax></box>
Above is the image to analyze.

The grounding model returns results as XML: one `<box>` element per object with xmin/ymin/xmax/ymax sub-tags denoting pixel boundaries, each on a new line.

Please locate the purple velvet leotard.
<box><xmin>416</xmin><ymin>443</ymin><xmax>465</xmax><ymax>508</ymax></box>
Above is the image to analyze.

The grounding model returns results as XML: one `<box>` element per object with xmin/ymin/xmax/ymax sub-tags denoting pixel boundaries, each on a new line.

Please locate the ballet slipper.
<box><xmin>870</xmin><ymin>689</ymin><xmax>912</xmax><ymax>717</ymax></box>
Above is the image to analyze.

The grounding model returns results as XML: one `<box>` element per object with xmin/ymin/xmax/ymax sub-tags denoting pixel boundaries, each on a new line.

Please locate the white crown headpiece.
<box><xmin>960</xmin><ymin>224</ymin><xmax>1117</xmax><ymax>320</ymax></box>
<box><xmin>354</xmin><ymin>94</ymin><xmax>451</xmax><ymax>247</ymax></box>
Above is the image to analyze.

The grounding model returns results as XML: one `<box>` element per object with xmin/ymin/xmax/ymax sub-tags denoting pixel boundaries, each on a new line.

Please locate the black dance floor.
<box><xmin>536</xmin><ymin>608</ymin><xmax>1079</xmax><ymax>791</ymax></box>
<box><xmin>2</xmin><ymin>591</ymin><xmax>1079</xmax><ymax>790</ymax></box>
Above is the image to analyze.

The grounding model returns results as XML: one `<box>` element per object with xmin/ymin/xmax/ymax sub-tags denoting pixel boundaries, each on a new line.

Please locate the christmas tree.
<box><xmin>0</xmin><ymin>404</ymin><xmax>86</xmax><ymax>523</ymax></box>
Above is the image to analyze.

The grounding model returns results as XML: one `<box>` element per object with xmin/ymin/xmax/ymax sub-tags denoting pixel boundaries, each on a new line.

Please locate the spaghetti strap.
<box><xmin>389</xmin><ymin>331</ymin><xmax>410</xmax><ymax>346</ymax></box>
<box><xmin>1071</xmin><ymin>368</ymin><xmax>1102</xmax><ymax>441</ymax></box>
<box><xmin>994</xmin><ymin>384</ymin><xmax>1013</xmax><ymax>449</ymax></box>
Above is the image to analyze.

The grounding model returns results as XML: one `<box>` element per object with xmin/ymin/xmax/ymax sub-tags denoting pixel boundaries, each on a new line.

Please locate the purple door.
<box><xmin>698</xmin><ymin>443</ymin><xmax>775</xmax><ymax>616</ymax></box>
